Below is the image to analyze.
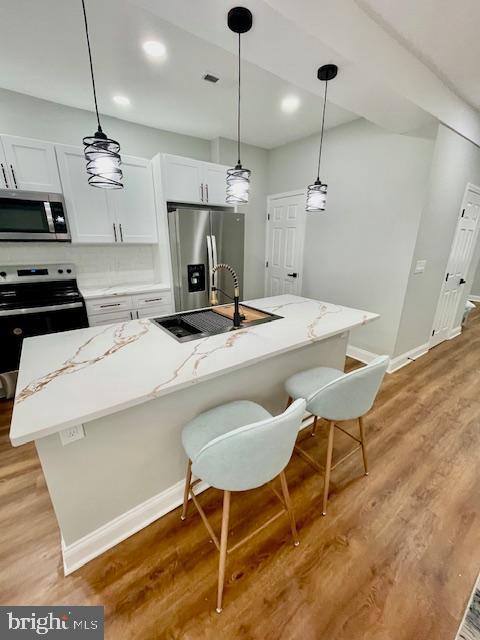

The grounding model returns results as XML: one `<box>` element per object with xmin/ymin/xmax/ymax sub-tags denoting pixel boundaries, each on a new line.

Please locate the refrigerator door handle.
<box><xmin>211</xmin><ymin>234</ymin><xmax>218</xmax><ymax>270</ymax></box>
<box><xmin>206</xmin><ymin>234</ymin><xmax>214</xmax><ymax>293</ymax></box>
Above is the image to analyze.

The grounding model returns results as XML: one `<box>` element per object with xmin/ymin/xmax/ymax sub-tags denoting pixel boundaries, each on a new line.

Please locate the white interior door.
<box><xmin>265</xmin><ymin>191</ymin><xmax>306</xmax><ymax>297</ymax></box>
<box><xmin>431</xmin><ymin>185</ymin><xmax>480</xmax><ymax>346</ymax></box>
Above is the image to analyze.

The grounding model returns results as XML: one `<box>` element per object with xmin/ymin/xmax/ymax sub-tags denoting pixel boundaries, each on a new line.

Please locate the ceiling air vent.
<box><xmin>203</xmin><ymin>73</ymin><xmax>219</xmax><ymax>84</ymax></box>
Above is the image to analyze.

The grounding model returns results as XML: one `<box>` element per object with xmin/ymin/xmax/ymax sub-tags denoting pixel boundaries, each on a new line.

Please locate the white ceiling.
<box><xmin>356</xmin><ymin>0</ymin><xmax>480</xmax><ymax>112</ymax></box>
<box><xmin>0</xmin><ymin>0</ymin><xmax>357</xmax><ymax>149</ymax></box>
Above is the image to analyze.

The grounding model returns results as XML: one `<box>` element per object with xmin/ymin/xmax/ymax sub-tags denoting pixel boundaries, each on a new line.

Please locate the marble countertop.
<box><xmin>80</xmin><ymin>282</ymin><xmax>171</xmax><ymax>300</ymax></box>
<box><xmin>10</xmin><ymin>295</ymin><xmax>379</xmax><ymax>446</ymax></box>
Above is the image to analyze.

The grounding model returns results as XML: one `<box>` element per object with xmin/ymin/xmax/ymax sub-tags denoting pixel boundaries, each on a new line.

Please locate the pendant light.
<box><xmin>81</xmin><ymin>0</ymin><xmax>123</xmax><ymax>189</ymax></box>
<box><xmin>306</xmin><ymin>64</ymin><xmax>338</xmax><ymax>212</ymax></box>
<box><xmin>226</xmin><ymin>7</ymin><xmax>252</xmax><ymax>205</ymax></box>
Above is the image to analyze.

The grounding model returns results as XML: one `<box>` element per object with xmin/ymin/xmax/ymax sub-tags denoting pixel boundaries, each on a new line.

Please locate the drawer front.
<box><xmin>133</xmin><ymin>291</ymin><xmax>172</xmax><ymax>309</ymax></box>
<box><xmin>136</xmin><ymin>303</ymin><xmax>173</xmax><ymax>319</ymax></box>
<box><xmin>86</xmin><ymin>296</ymin><xmax>133</xmax><ymax>315</ymax></box>
<box><xmin>88</xmin><ymin>310</ymin><xmax>134</xmax><ymax>326</ymax></box>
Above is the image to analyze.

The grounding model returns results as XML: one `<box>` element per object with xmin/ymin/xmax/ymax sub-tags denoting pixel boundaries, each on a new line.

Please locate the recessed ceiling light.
<box><xmin>113</xmin><ymin>95</ymin><xmax>131</xmax><ymax>107</ymax></box>
<box><xmin>281</xmin><ymin>95</ymin><xmax>301</xmax><ymax>113</ymax></box>
<box><xmin>142</xmin><ymin>40</ymin><xmax>167</xmax><ymax>58</ymax></box>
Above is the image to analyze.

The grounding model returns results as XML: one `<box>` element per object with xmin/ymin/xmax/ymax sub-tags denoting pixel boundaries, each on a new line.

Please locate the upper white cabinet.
<box><xmin>110</xmin><ymin>156</ymin><xmax>158</xmax><ymax>244</ymax></box>
<box><xmin>56</xmin><ymin>145</ymin><xmax>158</xmax><ymax>245</ymax></box>
<box><xmin>162</xmin><ymin>154</ymin><xmax>229</xmax><ymax>206</ymax></box>
<box><xmin>0</xmin><ymin>135</ymin><xmax>62</xmax><ymax>192</ymax></box>
<box><xmin>56</xmin><ymin>145</ymin><xmax>114</xmax><ymax>244</ymax></box>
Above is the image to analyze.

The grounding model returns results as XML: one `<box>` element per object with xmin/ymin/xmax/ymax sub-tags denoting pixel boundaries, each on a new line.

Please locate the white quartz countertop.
<box><xmin>10</xmin><ymin>295</ymin><xmax>378</xmax><ymax>446</ymax></box>
<box><xmin>80</xmin><ymin>282</ymin><xmax>171</xmax><ymax>300</ymax></box>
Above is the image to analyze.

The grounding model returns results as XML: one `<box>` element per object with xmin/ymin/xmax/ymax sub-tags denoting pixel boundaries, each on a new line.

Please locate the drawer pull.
<box><xmin>144</xmin><ymin>298</ymin><xmax>163</xmax><ymax>303</ymax></box>
<box><xmin>99</xmin><ymin>303</ymin><xmax>121</xmax><ymax>308</ymax></box>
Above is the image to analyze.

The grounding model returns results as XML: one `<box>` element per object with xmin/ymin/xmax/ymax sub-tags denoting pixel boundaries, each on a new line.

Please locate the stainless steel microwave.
<box><xmin>0</xmin><ymin>190</ymin><xmax>70</xmax><ymax>241</ymax></box>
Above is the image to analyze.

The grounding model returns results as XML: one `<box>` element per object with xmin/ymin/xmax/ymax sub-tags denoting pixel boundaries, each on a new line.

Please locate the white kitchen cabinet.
<box><xmin>56</xmin><ymin>146</ymin><xmax>158</xmax><ymax>244</ymax></box>
<box><xmin>110</xmin><ymin>155</ymin><xmax>158</xmax><ymax>244</ymax></box>
<box><xmin>56</xmin><ymin>145</ymin><xmax>115</xmax><ymax>244</ymax></box>
<box><xmin>162</xmin><ymin>155</ymin><xmax>205</xmax><ymax>204</ymax></box>
<box><xmin>162</xmin><ymin>154</ymin><xmax>230</xmax><ymax>206</ymax></box>
<box><xmin>86</xmin><ymin>289</ymin><xmax>173</xmax><ymax>326</ymax></box>
<box><xmin>0</xmin><ymin>135</ymin><xmax>62</xmax><ymax>192</ymax></box>
<box><xmin>203</xmin><ymin>163</ymin><xmax>228</xmax><ymax>205</ymax></box>
<box><xmin>0</xmin><ymin>143</ymin><xmax>9</xmax><ymax>190</ymax></box>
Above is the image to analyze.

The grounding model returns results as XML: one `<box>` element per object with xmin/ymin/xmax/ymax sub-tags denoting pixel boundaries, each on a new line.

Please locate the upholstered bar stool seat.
<box><xmin>285</xmin><ymin>356</ymin><xmax>389</xmax><ymax>515</ymax></box>
<box><xmin>181</xmin><ymin>397</ymin><xmax>306</xmax><ymax>612</ymax></box>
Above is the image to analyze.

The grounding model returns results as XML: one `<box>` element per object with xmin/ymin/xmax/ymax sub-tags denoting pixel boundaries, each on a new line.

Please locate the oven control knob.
<box><xmin>0</xmin><ymin>271</ymin><xmax>6</xmax><ymax>279</ymax></box>
<box><xmin>13</xmin><ymin>327</ymin><xmax>23</xmax><ymax>336</ymax></box>
<box><xmin>58</xmin><ymin>269</ymin><xmax>64</xmax><ymax>274</ymax></box>
<box><xmin>66</xmin><ymin>268</ymin><xmax>72</xmax><ymax>274</ymax></box>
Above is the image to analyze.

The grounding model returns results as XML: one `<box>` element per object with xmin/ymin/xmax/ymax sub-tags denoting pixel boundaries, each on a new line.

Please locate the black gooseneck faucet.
<box><xmin>209</xmin><ymin>263</ymin><xmax>242</xmax><ymax>328</ymax></box>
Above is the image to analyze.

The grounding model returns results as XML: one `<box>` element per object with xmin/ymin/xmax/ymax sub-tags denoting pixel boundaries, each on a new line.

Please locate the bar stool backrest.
<box><xmin>307</xmin><ymin>356</ymin><xmax>389</xmax><ymax>421</ymax></box>
<box><xmin>191</xmin><ymin>399</ymin><xmax>306</xmax><ymax>491</ymax></box>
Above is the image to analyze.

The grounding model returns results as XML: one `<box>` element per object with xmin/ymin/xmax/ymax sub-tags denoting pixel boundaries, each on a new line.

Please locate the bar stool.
<box><xmin>285</xmin><ymin>356</ymin><xmax>389</xmax><ymax>515</ymax></box>
<box><xmin>181</xmin><ymin>398</ymin><xmax>306</xmax><ymax>613</ymax></box>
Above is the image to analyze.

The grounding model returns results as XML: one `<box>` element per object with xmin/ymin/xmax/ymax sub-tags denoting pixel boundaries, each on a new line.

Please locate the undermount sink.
<box><xmin>151</xmin><ymin>305</ymin><xmax>282</xmax><ymax>342</ymax></box>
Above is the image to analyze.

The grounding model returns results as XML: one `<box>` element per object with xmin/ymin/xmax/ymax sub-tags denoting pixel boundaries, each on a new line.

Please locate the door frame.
<box><xmin>264</xmin><ymin>189</ymin><xmax>307</xmax><ymax>297</ymax></box>
<box><xmin>429</xmin><ymin>181</ymin><xmax>480</xmax><ymax>347</ymax></box>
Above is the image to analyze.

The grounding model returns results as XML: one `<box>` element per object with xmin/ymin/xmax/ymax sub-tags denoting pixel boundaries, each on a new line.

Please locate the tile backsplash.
<box><xmin>0</xmin><ymin>243</ymin><xmax>157</xmax><ymax>288</ymax></box>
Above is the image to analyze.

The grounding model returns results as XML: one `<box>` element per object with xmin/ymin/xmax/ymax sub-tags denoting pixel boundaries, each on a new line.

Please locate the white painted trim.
<box><xmin>346</xmin><ymin>345</ymin><xmax>379</xmax><ymax>365</ymax></box>
<box><xmin>347</xmin><ymin>342</ymin><xmax>430</xmax><ymax>374</ymax></box>
<box><xmin>62</xmin><ymin>478</ymin><xmax>209</xmax><ymax>575</ymax></box>
<box><xmin>265</xmin><ymin>190</ymin><xmax>307</xmax><ymax>297</ymax></box>
<box><xmin>448</xmin><ymin>325</ymin><xmax>462</xmax><ymax>340</ymax></box>
<box><xmin>468</xmin><ymin>295</ymin><xmax>480</xmax><ymax>302</ymax></box>
<box><xmin>387</xmin><ymin>343</ymin><xmax>430</xmax><ymax>373</ymax></box>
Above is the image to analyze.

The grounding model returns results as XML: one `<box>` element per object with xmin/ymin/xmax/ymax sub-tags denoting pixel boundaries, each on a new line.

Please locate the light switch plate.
<box><xmin>414</xmin><ymin>259</ymin><xmax>427</xmax><ymax>274</ymax></box>
<box><xmin>59</xmin><ymin>424</ymin><xmax>85</xmax><ymax>445</ymax></box>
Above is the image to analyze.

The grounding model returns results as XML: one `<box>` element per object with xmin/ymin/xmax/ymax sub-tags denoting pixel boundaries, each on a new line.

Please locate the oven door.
<box><xmin>0</xmin><ymin>303</ymin><xmax>88</xmax><ymax>374</ymax></box>
<box><xmin>0</xmin><ymin>191</ymin><xmax>69</xmax><ymax>241</ymax></box>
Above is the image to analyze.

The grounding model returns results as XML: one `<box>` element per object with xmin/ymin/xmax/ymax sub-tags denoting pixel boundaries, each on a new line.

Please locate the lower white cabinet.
<box><xmin>86</xmin><ymin>290</ymin><xmax>173</xmax><ymax>326</ymax></box>
<box><xmin>56</xmin><ymin>145</ymin><xmax>158</xmax><ymax>244</ymax></box>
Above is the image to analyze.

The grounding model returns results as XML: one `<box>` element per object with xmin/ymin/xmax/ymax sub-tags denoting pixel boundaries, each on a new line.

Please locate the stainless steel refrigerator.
<box><xmin>167</xmin><ymin>205</ymin><xmax>245</xmax><ymax>312</ymax></box>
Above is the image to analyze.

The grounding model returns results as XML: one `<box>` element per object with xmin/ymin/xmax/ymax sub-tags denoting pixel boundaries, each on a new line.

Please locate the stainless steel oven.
<box><xmin>0</xmin><ymin>190</ymin><xmax>70</xmax><ymax>241</ymax></box>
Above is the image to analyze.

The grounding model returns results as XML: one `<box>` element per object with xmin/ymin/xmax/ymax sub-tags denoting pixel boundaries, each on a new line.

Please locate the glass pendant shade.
<box><xmin>226</xmin><ymin>164</ymin><xmax>251</xmax><ymax>204</ymax></box>
<box><xmin>83</xmin><ymin>128</ymin><xmax>123</xmax><ymax>189</ymax></box>
<box><xmin>306</xmin><ymin>179</ymin><xmax>327</xmax><ymax>212</ymax></box>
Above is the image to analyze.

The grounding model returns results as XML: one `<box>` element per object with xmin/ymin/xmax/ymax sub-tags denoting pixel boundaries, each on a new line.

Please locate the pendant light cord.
<box><xmin>237</xmin><ymin>33</ymin><xmax>242</xmax><ymax>166</ymax></box>
<box><xmin>81</xmin><ymin>0</ymin><xmax>101</xmax><ymax>132</ymax></box>
<box><xmin>316</xmin><ymin>79</ymin><xmax>329</xmax><ymax>181</ymax></box>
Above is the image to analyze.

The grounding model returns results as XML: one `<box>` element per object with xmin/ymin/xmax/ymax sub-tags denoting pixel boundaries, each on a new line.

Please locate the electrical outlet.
<box><xmin>414</xmin><ymin>259</ymin><xmax>427</xmax><ymax>274</ymax></box>
<box><xmin>59</xmin><ymin>424</ymin><xmax>85</xmax><ymax>446</ymax></box>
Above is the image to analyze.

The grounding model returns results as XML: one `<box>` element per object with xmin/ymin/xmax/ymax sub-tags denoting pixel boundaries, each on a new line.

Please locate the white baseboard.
<box><xmin>448</xmin><ymin>325</ymin><xmax>462</xmax><ymax>340</ymax></box>
<box><xmin>387</xmin><ymin>342</ymin><xmax>430</xmax><ymax>373</ymax></box>
<box><xmin>62</xmin><ymin>477</ymin><xmax>209</xmax><ymax>575</ymax></box>
<box><xmin>346</xmin><ymin>345</ymin><xmax>379</xmax><ymax>365</ymax></box>
<box><xmin>468</xmin><ymin>295</ymin><xmax>480</xmax><ymax>302</ymax></box>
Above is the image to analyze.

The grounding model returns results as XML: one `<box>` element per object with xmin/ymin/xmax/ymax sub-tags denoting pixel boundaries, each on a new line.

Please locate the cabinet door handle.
<box><xmin>113</xmin><ymin>223</ymin><xmax>118</xmax><ymax>242</ymax></box>
<box><xmin>0</xmin><ymin>164</ymin><xmax>8</xmax><ymax>188</ymax></box>
<box><xmin>205</xmin><ymin>183</ymin><xmax>209</xmax><ymax>202</ymax></box>
<box><xmin>200</xmin><ymin>183</ymin><xmax>204</xmax><ymax>202</ymax></box>
<box><xmin>10</xmin><ymin>165</ymin><xmax>17</xmax><ymax>188</ymax></box>
<box><xmin>119</xmin><ymin>223</ymin><xmax>124</xmax><ymax>242</ymax></box>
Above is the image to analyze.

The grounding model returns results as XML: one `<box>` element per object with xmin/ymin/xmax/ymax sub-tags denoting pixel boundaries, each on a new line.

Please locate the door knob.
<box><xmin>459</xmin><ymin>278</ymin><xmax>466</xmax><ymax>285</ymax></box>
<box><xmin>287</xmin><ymin>272</ymin><xmax>298</xmax><ymax>278</ymax></box>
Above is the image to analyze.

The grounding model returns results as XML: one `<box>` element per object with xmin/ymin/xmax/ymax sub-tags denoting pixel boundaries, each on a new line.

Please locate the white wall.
<box><xmin>268</xmin><ymin>119</ymin><xmax>435</xmax><ymax>355</ymax></box>
<box><xmin>0</xmin><ymin>88</ymin><xmax>210</xmax><ymax>160</ymax></box>
<box><xmin>470</xmin><ymin>260</ymin><xmax>480</xmax><ymax>298</ymax></box>
<box><xmin>211</xmin><ymin>137</ymin><xmax>269</xmax><ymax>300</ymax></box>
<box><xmin>394</xmin><ymin>124</ymin><xmax>480</xmax><ymax>355</ymax></box>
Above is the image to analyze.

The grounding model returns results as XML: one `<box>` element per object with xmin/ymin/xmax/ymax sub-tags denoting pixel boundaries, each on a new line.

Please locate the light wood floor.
<box><xmin>1</xmin><ymin>312</ymin><xmax>480</xmax><ymax>639</ymax></box>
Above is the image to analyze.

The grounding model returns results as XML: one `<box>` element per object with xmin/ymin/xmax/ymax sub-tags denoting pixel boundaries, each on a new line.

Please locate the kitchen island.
<box><xmin>10</xmin><ymin>294</ymin><xmax>378</xmax><ymax>573</ymax></box>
